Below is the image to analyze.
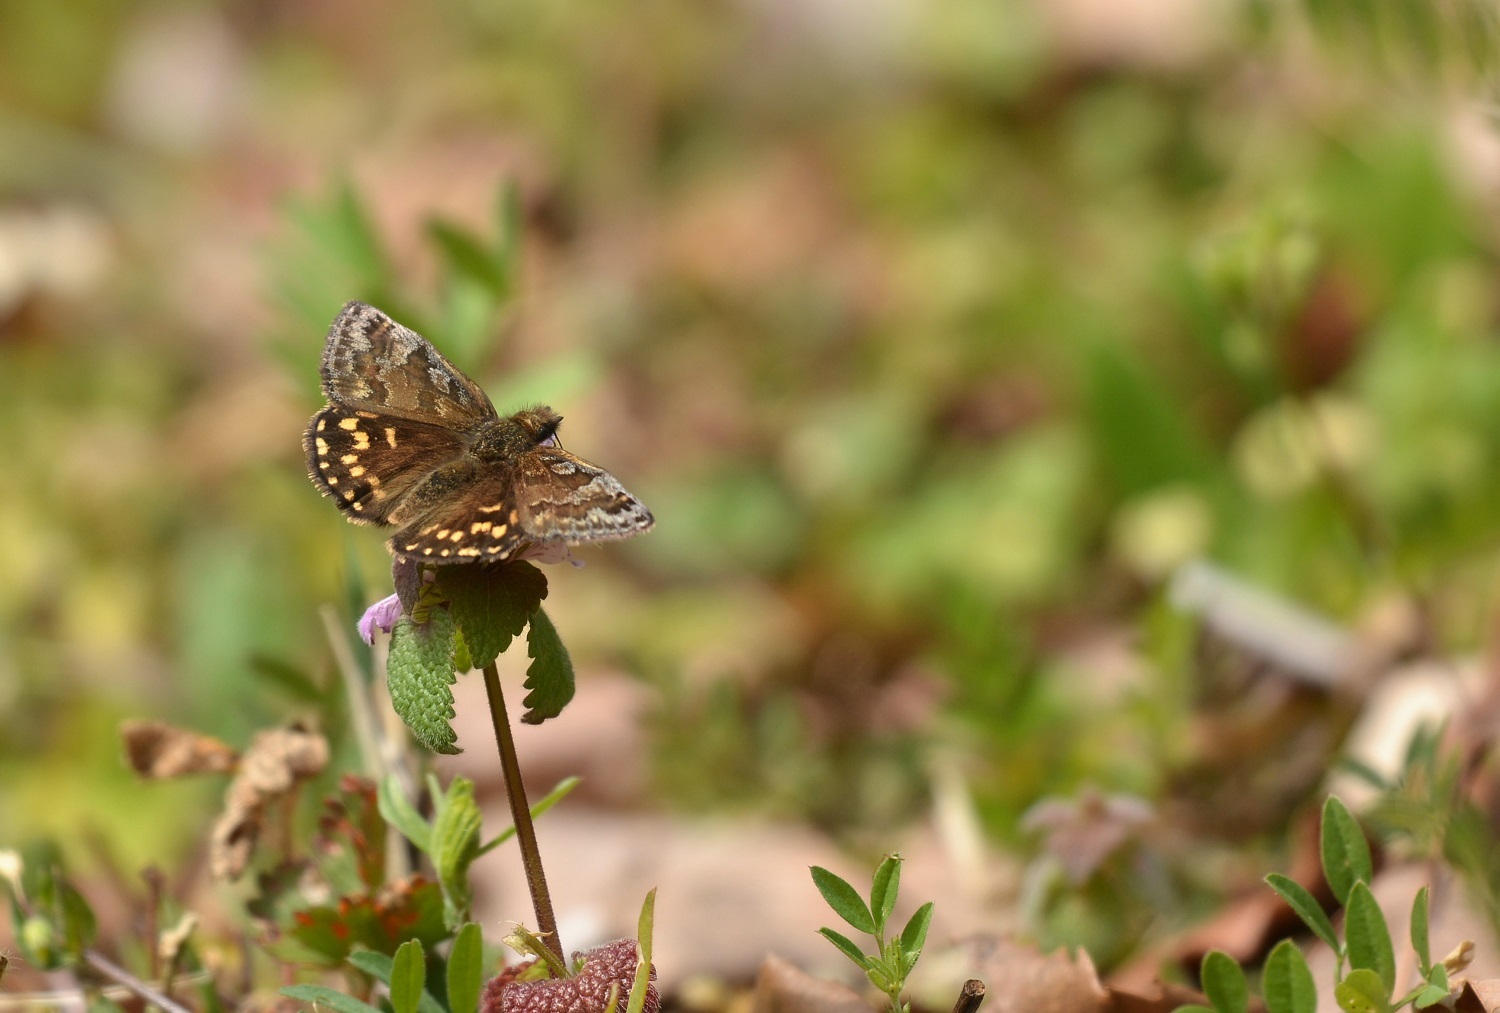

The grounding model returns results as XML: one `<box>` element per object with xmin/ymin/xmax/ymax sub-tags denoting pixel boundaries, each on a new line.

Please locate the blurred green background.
<box><xmin>6</xmin><ymin>0</ymin><xmax>1500</xmax><ymax>967</ymax></box>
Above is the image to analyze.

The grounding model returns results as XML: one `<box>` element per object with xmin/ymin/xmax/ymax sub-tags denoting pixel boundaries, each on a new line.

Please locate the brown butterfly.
<box><xmin>305</xmin><ymin>301</ymin><xmax>653</xmax><ymax>563</ymax></box>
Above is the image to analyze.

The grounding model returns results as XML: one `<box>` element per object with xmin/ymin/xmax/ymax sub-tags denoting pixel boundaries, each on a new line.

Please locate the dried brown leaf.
<box><xmin>121</xmin><ymin>719</ymin><xmax>238</xmax><ymax>778</ymax></box>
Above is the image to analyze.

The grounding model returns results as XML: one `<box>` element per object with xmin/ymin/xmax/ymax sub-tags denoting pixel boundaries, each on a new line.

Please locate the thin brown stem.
<box><xmin>481</xmin><ymin>660</ymin><xmax>564</xmax><ymax>968</ymax></box>
<box><xmin>83</xmin><ymin>949</ymin><xmax>193</xmax><ymax>1013</ymax></box>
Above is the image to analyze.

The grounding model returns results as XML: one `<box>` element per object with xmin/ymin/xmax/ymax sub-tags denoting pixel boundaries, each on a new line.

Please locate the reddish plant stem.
<box><xmin>481</xmin><ymin>660</ymin><xmax>564</xmax><ymax>968</ymax></box>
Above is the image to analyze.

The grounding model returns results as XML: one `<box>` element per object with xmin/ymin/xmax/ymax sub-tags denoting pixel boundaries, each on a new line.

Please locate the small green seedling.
<box><xmin>811</xmin><ymin>855</ymin><xmax>934</xmax><ymax>1013</ymax></box>
<box><xmin>1179</xmin><ymin>796</ymin><xmax>1470</xmax><ymax>1013</ymax></box>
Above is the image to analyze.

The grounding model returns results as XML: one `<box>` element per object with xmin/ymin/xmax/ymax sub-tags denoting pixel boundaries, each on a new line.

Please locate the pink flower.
<box><xmin>357</xmin><ymin>593</ymin><xmax>404</xmax><ymax>645</ymax></box>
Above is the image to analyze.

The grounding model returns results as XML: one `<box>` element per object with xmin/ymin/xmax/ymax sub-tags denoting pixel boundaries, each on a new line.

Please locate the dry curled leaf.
<box><xmin>121</xmin><ymin>720</ymin><xmax>238</xmax><ymax>778</ymax></box>
<box><xmin>210</xmin><ymin>722</ymin><xmax>329</xmax><ymax>881</ymax></box>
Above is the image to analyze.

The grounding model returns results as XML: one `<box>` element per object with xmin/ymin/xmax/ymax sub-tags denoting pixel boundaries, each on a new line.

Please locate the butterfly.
<box><xmin>304</xmin><ymin>301</ymin><xmax>654</xmax><ymax>563</ymax></box>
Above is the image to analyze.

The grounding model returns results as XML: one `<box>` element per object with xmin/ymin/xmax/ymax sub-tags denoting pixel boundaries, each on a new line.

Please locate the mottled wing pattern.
<box><xmin>320</xmin><ymin>301</ymin><xmax>498</xmax><ymax>428</ymax></box>
<box><xmin>387</xmin><ymin>475</ymin><xmax>527</xmax><ymax>562</ymax></box>
<box><xmin>514</xmin><ymin>448</ymin><xmax>655</xmax><ymax>543</ymax></box>
<box><xmin>305</xmin><ymin>405</ymin><xmax>468</xmax><ymax>526</ymax></box>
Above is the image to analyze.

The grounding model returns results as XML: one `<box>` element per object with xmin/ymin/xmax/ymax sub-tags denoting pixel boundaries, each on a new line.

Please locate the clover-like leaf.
<box><xmin>1321</xmin><ymin>796</ymin><xmax>1373</xmax><ymax>906</ymax></box>
<box><xmin>1262</xmin><ymin>940</ymin><xmax>1317</xmax><ymax>1013</ymax></box>
<box><xmin>811</xmin><ymin>866</ymin><xmax>877</xmax><ymax>935</ymax></box>
<box><xmin>1201</xmin><ymin>950</ymin><xmax>1248</xmax><ymax>1013</ymax></box>
<box><xmin>521</xmin><ymin>607</ymin><xmax>575</xmax><ymax>724</ymax></box>
<box><xmin>447</xmin><ymin>923</ymin><xmax>485</xmax><ymax>1013</ymax></box>
<box><xmin>388</xmin><ymin>609</ymin><xmax>460</xmax><ymax>754</ymax></box>
<box><xmin>1334</xmin><ymin>968</ymin><xmax>1390</xmax><ymax>1013</ymax></box>
<box><xmin>1345</xmin><ymin>882</ymin><xmax>1395</xmax><ymax>996</ymax></box>
<box><xmin>1266</xmin><ymin>873</ymin><xmax>1340</xmax><ymax>953</ymax></box>
<box><xmin>438</xmin><ymin>561</ymin><xmax>547</xmax><ymax>670</ymax></box>
<box><xmin>870</xmin><ymin>856</ymin><xmax>901</xmax><ymax>937</ymax></box>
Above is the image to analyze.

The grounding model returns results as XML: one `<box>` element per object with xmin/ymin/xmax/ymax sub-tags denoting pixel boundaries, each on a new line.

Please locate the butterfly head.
<box><xmin>472</xmin><ymin>405</ymin><xmax>563</xmax><ymax>461</ymax></box>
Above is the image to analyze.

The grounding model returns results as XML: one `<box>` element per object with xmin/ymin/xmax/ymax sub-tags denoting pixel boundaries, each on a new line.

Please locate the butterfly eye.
<box><xmin>539</xmin><ymin>433</ymin><xmax>559</xmax><ymax>448</ymax></box>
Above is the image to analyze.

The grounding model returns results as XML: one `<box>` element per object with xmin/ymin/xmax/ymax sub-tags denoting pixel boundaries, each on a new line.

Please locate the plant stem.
<box><xmin>84</xmin><ymin>949</ymin><xmax>193</xmax><ymax>1013</ymax></box>
<box><xmin>951</xmin><ymin>979</ymin><xmax>986</xmax><ymax>1013</ymax></box>
<box><xmin>481</xmin><ymin>660</ymin><xmax>564</xmax><ymax>968</ymax></box>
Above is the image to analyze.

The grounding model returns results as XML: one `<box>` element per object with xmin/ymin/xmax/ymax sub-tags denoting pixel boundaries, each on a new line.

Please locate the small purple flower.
<box><xmin>357</xmin><ymin>593</ymin><xmax>404</xmax><ymax>645</ymax></box>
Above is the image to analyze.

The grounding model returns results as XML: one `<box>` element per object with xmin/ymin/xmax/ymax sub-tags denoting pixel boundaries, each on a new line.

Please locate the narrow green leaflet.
<box><xmin>811</xmin><ymin>867</ymin><xmax>877</xmax><ymax>934</ymax></box>
<box><xmin>377</xmin><ymin>775</ymin><xmax>433</xmax><ymax>854</ymax></box>
<box><xmin>870</xmin><ymin>856</ymin><xmax>901</xmax><ymax>937</ymax></box>
<box><xmin>477</xmin><ymin>776</ymin><xmax>581</xmax><ymax>855</ymax></box>
<box><xmin>438</xmin><ymin>562</ymin><xmax>547</xmax><ymax>670</ymax></box>
<box><xmin>1262</xmin><ymin>940</ymin><xmax>1317</xmax><ymax>1013</ymax></box>
<box><xmin>1321</xmin><ymin>796</ymin><xmax>1373</xmax><ymax>906</ymax></box>
<box><xmin>388</xmin><ymin>610</ymin><xmax>460</xmax><ymax>754</ymax></box>
<box><xmin>521</xmin><ymin>607</ymin><xmax>575</xmax><ymax>724</ymax></box>
<box><xmin>346</xmin><ymin>949</ymin><xmax>445</xmax><ymax>1013</ymax></box>
<box><xmin>1411</xmin><ymin>886</ymin><xmax>1431</xmax><ymax>972</ymax></box>
<box><xmin>1201</xmin><ymin>950</ymin><xmax>1248</xmax><ymax>1013</ymax></box>
<box><xmin>1344</xmin><ymin>882</ymin><xmax>1395</xmax><ymax>995</ymax></box>
<box><xmin>1265</xmin><ymin>873</ymin><xmax>1341</xmax><ymax>952</ymax></box>
<box><xmin>447</xmin><ymin>923</ymin><xmax>485</xmax><ymax>1013</ymax></box>
<box><xmin>898</xmin><ymin>902</ymin><xmax>934</xmax><ymax>971</ymax></box>
<box><xmin>389</xmin><ymin>940</ymin><xmax>426</xmax><ymax>1013</ymax></box>
<box><xmin>1335</xmin><ymin>968</ymin><xmax>1390</xmax><ymax>1013</ymax></box>
<box><xmin>431</xmin><ymin>778</ymin><xmax>483</xmax><ymax>929</ymax></box>
<box><xmin>281</xmin><ymin>984</ymin><xmax>385</xmax><ymax>1013</ymax></box>
<box><xmin>625</xmin><ymin>889</ymin><xmax>657</xmax><ymax>1013</ymax></box>
<box><xmin>818</xmin><ymin>927</ymin><xmax>871</xmax><ymax>969</ymax></box>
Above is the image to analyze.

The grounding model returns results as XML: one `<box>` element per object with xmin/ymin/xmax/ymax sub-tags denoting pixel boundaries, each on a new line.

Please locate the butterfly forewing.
<box><xmin>305</xmin><ymin>406</ymin><xmax>469</xmax><ymax>525</ymax></box>
<box><xmin>320</xmin><ymin>302</ymin><xmax>498</xmax><ymax>428</ymax></box>
<box><xmin>514</xmin><ymin>449</ymin><xmax>655</xmax><ymax>543</ymax></box>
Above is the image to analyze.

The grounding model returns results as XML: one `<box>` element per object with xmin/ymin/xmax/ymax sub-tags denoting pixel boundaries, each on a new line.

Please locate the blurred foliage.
<box><xmin>8</xmin><ymin>0</ymin><xmax>1500</xmax><ymax>975</ymax></box>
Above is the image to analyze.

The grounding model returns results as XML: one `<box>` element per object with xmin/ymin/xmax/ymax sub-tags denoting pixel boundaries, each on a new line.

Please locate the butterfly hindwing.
<box><xmin>320</xmin><ymin>301</ymin><xmax>498</xmax><ymax>428</ymax></box>
<box><xmin>387</xmin><ymin>475</ymin><xmax>528</xmax><ymax>563</ymax></box>
<box><xmin>304</xmin><ymin>405</ymin><xmax>469</xmax><ymax>526</ymax></box>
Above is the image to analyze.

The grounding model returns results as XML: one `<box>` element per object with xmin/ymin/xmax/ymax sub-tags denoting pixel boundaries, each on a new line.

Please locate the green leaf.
<box><xmin>1262</xmin><ymin>940</ymin><xmax>1317</xmax><ymax>1013</ymax></box>
<box><xmin>389</xmin><ymin>940</ymin><xmax>425</xmax><ymax>1013</ymax></box>
<box><xmin>280</xmin><ymin>984</ymin><xmax>386</xmax><ymax>1013</ymax></box>
<box><xmin>1415</xmin><ymin>965</ymin><xmax>1450</xmax><ymax>1008</ymax></box>
<box><xmin>378</xmin><ymin>775</ymin><xmax>433</xmax><ymax>854</ymax></box>
<box><xmin>431</xmin><ymin>779</ymin><xmax>483</xmax><ymax>930</ymax></box>
<box><xmin>1200</xmin><ymin>950</ymin><xmax>1248</xmax><ymax>1013</ymax></box>
<box><xmin>870</xmin><ymin>856</ymin><xmax>901</xmax><ymax>937</ymax></box>
<box><xmin>58</xmin><ymin>882</ymin><xmax>97</xmax><ymax>956</ymax></box>
<box><xmin>898</xmin><ymin>902</ymin><xmax>934</xmax><ymax>969</ymax></box>
<box><xmin>1345</xmin><ymin>883</ymin><xmax>1396</xmax><ymax>996</ymax></box>
<box><xmin>453</xmin><ymin>628</ymin><xmax>473</xmax><ymax>674</ymax></box>
<box><xmin>1411</xmin><ymin>886</ymin><xmax>1431</xmax><ymax>973</ymax></box>
<box><xmin>477</xmin><ymin>776</ymin><xmax>580</xmax><ymax>855</ymax></box>
<box><xmin>1414</xmin><ymin>983</ymin><xmax>1450</xmax><ymax>1009</ymax></box>
<box><xmin>1335</xmin><ymin>968</ymin><xmax>1391</xmax><ymax>1013</ymax></box>
<box><xmin>428</xmin><ymin>219</ymin><xmax>512</xmax><ymax>300</ymax></box>
<box><xmin>1175</xmin><ymin>1006</ymin><xmax>1217</xmax><ymax>1013</ymax></box>
<box><xmin>811</xmin><ymin>867</ymin><xmax>877</xmax><ymax>935</ymax></box>
<box><xmin>521</xmin><ymin>607</ymin><xmax>575</xmax><ymax>724</ymax></box>
<box><xmin>625</xmin><ymin>889</ymin><xmax>656</xmax><ymax>1013</ymax></box>
<box><xmin>438</xmin><ymin>562</ymin><xmax>548</xmax><ymax>670</ymax></box>
<box><xmin>1322</xmin><ymin>796</ymin><xmax>1373</xmax><ymax>906</ymax></box>
<box><xmin>1265</xmin><ymin>873</ymin><xmax>1341</xmax><ymax>952</ymax></box>
<box><xmin>388</xmin><ymin>609</ymin><xmax>460</xmax><ymax>754</ymax></box>
<box><xmin>347</xmin><ymin>949</ymin><xmax>445</xmax><ymax>1013</ymax></box>
<box><xmin>818</xmin><ymin>927</ymin><xmax>872</xmax><ymax>969</ymax></box>
<box><xmin>447</xmin><ymin>923</ymin><xmax>486</xmax><ymax>1013</ymax></box>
